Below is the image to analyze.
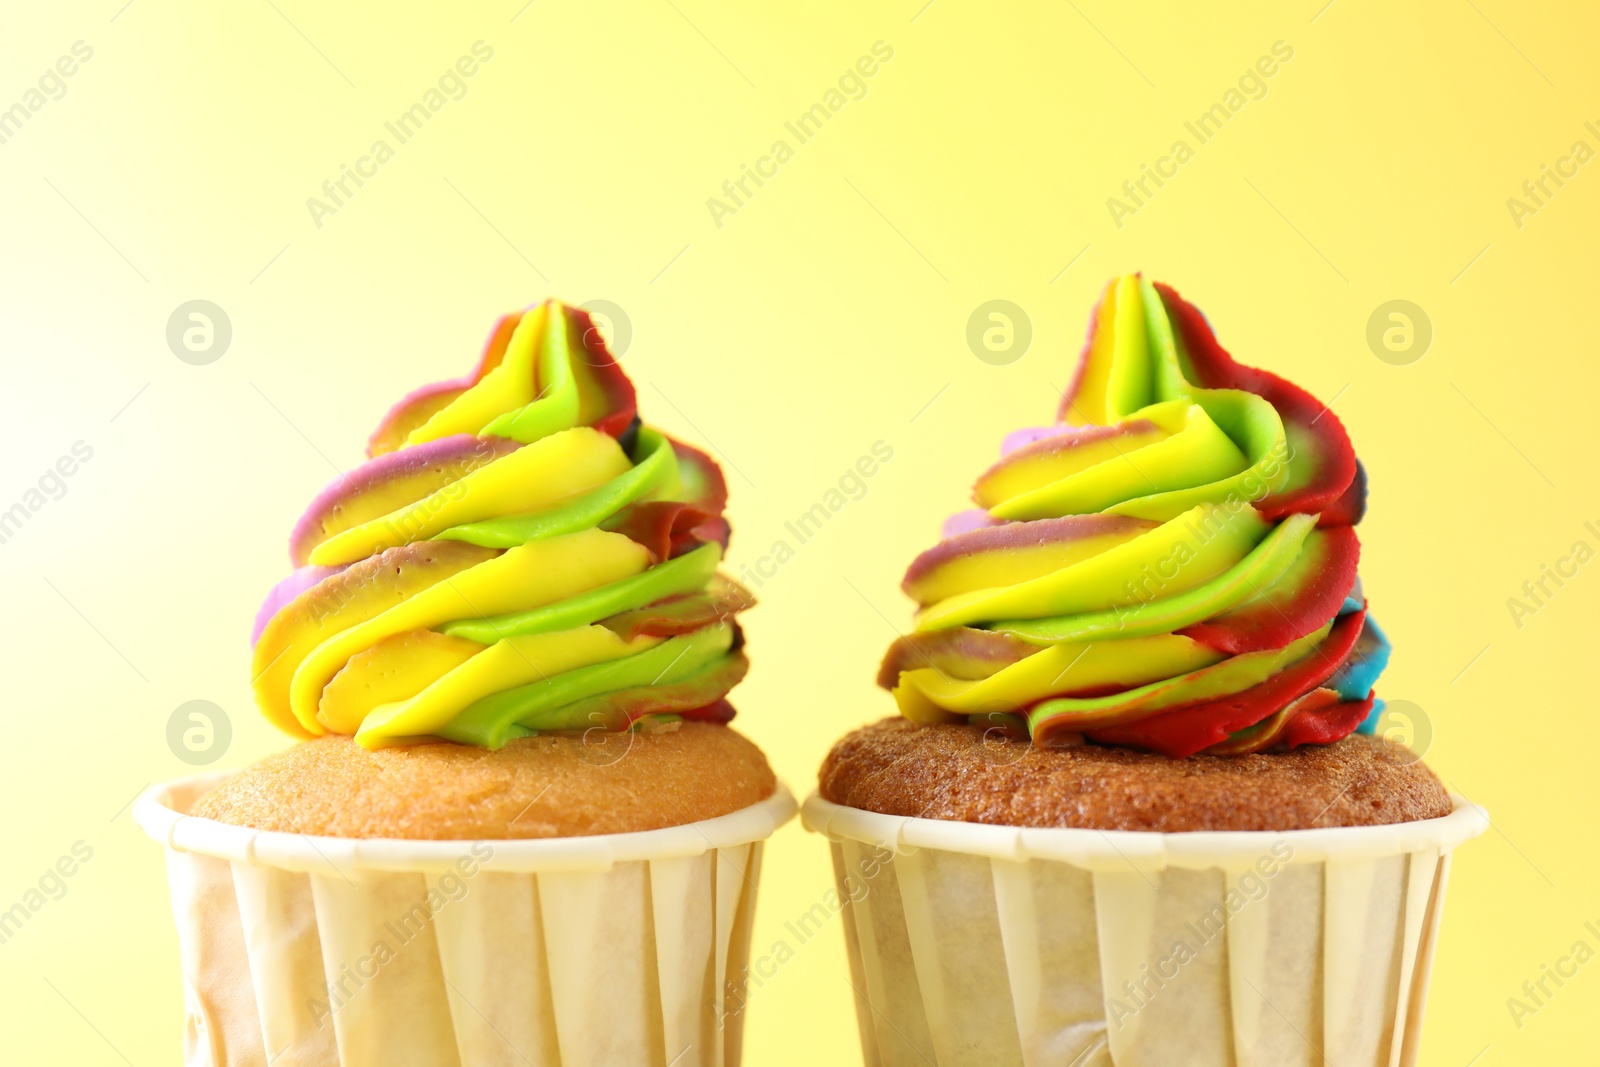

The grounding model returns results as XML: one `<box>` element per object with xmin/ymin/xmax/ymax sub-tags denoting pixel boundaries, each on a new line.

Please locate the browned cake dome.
<box><xmin>819</xmin><ymin>718</ymin><xmax>1451</xmax><ymax>832</ymax></box>
<box><xmin>195</xmin><ymin>723</ymin><xmax>775</xmax><ymax>840</ymax></box>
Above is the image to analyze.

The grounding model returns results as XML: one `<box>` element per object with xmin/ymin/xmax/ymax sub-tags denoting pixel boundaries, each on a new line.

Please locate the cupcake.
<box><xmin>804</xmin><ymin>276</ymin><xmax>1485</xmax><ymax>1066</ymax></box>
<box><xmin>138</xmin><ymin>301</ymin><xmax>794</xmax><ymax>1067</ymax></box>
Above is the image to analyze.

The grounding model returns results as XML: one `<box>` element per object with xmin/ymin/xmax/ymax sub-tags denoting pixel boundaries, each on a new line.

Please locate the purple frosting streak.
<box><xmin>1000</xmin><ymin>419</ymin><xmax>1158</xmax><ymax>463</ymax></box>
<box><xmin>877</xmin><ymin>627</ymin><xmax>1038</xmax><ymax>688</ymax></box>
<box><xmin>977</xmin><ymin>419</ymin><xmax>1163</xmax><ymax>505</ymax></box>
<box><xmin>367</xmin><ymin>377</ymin><xmax>471</xmax><ymax>449</ymax></box>
<box><xmin>941</xmin><ymin>508</ymin><xmax>1000</xmax><ymax>539</ymax></box>
<box><xmin>1000</xmin><ymin>425</ymin><xmax>1074</xmax><ymax>456</ymax></box>
<box><xmin>904</xmin><ymin>513</ymin><xmax>1156</xmax><ymax>594</ymax></box>
<box><xmin>251</xmin><ymin>563</ymin><xmax>346</xmax><ymax>646</ymax></box>
<box><xmin>287</xmin><ymin>433</ymin><xmax>519</xmax><ymax>565</ymax></box>
<box><xmin>363</xmin><ymin>316</ymin><xmax>514</xmax><ymax>456</ymax></box>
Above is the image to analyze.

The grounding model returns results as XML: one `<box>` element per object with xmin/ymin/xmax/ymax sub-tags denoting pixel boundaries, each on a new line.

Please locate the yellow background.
<box><xmin>1</xmin><ymin>0</ymin><xmax>1596</xmax><ymax>1062</ymax></box>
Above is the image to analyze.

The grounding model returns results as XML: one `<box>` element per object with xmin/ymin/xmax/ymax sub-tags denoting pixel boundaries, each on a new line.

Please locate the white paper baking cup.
<box><xmin>802</xmin><ymin>792</ymin><xmax>1486</xmax><ymax>1067</ymax></box>
<box><xmin>137</xmin><ymin>773</ymin><xmax>796</xmax><ymax>1067</ymax></box>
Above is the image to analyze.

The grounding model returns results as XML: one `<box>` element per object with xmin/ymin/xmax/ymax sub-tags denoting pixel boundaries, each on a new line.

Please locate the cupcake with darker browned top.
<box><xmin>805</xmin><ymin>276</ymin><xmax>1482</xmax><ymax>1067</ymax></box>
<box><xmin>826</xmin><ymin>273</ymin><xmax>1436</xmax><ymax>827</ymax></box>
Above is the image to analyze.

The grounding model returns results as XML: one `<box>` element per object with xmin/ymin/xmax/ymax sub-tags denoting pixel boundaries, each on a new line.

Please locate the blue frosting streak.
<box><xmin>1330</xmin><ymin>612</ymin><xmax>1392</xmax><ymax>733</ymax></box>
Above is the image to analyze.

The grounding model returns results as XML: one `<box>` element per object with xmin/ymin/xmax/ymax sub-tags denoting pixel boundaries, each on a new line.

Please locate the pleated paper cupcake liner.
<box><xmin>802</xmin><ymin>793</ymin><xmax>1486</xmax><ymax>1067</ymax></box>
<box><xmin>137</xmin><ymin>773</ymin><xmax>797</xmax><ymax>1067</ymax></box>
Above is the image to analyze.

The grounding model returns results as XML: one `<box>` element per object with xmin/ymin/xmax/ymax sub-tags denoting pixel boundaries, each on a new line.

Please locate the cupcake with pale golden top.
<box><xmin>804</xmin><ymin>276</ymin><xmax>1483</xmax><ymax>1067</ymax></box>
<box><xmin>139</xmin><ymin>301</ymin><xmax>793</xmax><ymax>1067</ymax></box>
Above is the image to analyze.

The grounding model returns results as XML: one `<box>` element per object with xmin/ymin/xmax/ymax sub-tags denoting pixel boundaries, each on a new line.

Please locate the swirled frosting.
<box><xmin>251</xmin><ymin>301</ymin><xmax>753</xmax><ymax>750</ymax></box>
<box><xmin>880</xmin><ymin>275</ymin><xmax>1389</xmax><ymax>757</ymax></box>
